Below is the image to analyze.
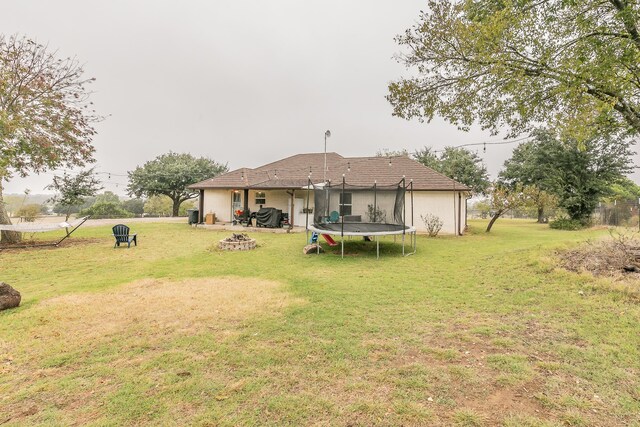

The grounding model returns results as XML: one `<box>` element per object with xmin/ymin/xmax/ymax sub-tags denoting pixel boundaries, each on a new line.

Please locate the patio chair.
<box><xmin>112</xmin><ymin>224</ymin><xmax>137</xmax><ymax>248</ymax></box>
<box><xmin>329</xmin><ymin>211</ymin><xmax>340</xmax><ymax>223</ymax></box>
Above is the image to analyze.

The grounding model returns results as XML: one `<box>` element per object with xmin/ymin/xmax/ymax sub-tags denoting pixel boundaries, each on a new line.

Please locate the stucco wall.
<box><xmin>246</xmin><ymin>189</ymin><xmax>289</xmax><ymax>213</ymax></box>
<box><xmin>202</xmin><ymin>188</ymin><xmax>467</xmax><ymax>234</ymax></box>
<box><xmin>411</xmin><ymin>191</ymin><xmax>467</xmax><ymax>235</ymax></box>
<box><xmin>202</xmin><ymin>189</ymin><xmax>232</xmax><ymax>222</ymax></box>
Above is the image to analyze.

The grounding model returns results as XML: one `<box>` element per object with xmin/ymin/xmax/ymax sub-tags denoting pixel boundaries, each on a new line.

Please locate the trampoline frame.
<box><xmin>305</xmin><ymin>176</ymin><xmax>417</xmax><ymax>258</ymax></box>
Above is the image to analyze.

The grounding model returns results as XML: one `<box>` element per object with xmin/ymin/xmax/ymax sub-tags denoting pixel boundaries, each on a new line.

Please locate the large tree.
<box><xmin>414</xmin><ymin>146</ymin><xmax>490</xmax><ymax>193</ymax></box>
<box><xmin>500</xmin><ymin>129</ymin><xmax>633</xmax><ymax>223</ymax></box>
<box><xmin>387</xmin><ymin>0</ymin><xmax>640</xmax><ymax>139</ymax></box>
<box><xmin>499</xmin><ymin>135</ymin><xmax>559</xmax><ymax>222</ymax></box>
<box><xmin>0</xmin><ymin>35</ymin><xmax>99</xmax><ymax>243</ymax></box>
<box><xmin>127</xmin><ymin>152</ymin><xmax>227</xmax><ymax>217</ymax></box>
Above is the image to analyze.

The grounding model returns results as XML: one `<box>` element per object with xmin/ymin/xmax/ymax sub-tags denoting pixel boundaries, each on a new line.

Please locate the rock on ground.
<box><xmin>0</xmin><ymin>282</ymin><xmax>21</xmax><ymax>310</ymax></box>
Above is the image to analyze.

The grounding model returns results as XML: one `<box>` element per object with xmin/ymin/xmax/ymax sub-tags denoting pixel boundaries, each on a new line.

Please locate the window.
<box><xmin>339</xmin><ymin>192</ymin><xmax>352</xmax><ymax>216</ymax></box>
<box><xmin>232</xmin><ymin>191</ymin><xmax>242</xmax><ymax>211</ymax></box>
<box><xmin>255</xmin><ymin>191</ymin><xmax>266</xmax><ymax>205</ymax></box>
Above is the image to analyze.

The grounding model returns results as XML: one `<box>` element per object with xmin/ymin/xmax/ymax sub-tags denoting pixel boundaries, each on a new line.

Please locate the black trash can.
<box><xmin>187</xmin><ymin>209</ymin><xmax>199</xmax><ymax>225</ymax></box>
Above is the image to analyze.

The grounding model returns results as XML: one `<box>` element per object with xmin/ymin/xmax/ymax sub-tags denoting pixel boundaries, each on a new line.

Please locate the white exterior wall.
<box><xmin>202</xmin><ymin>188</ymin><xmax>466</xmax><ymax>233</ymax></box>
<box><xmin>202</xmin><ymin>189</ymin><xmax>316</xmax><ymax>224</ymax></box>
<box><xmin>411</xmin><ymin>191</ymin><xmax>468</xmax><ymax>235</ymax></box>
<box><xmin>202</xmin><ymin>189</ymin><xmax>233</xmax><ymax>222</ymax></box>
<box><xmin>247</xmin><ymin>189</ymin><xmax>288</xmax><ymax>213</ymax></box>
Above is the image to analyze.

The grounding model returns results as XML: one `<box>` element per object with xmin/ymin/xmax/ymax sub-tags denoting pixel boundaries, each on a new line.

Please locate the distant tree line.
<box><xmin>9</xmin><ymin>191</ymin><xmax>199</xmax><ymax>221</ymax></box>
<box><xmin>7</xmin><ymin>152</ymin><xmax>227</xmax><ymax>222</ymax></box>
<box><xmin>68</xmin><ymin>192</ymin><xmax>198</xmax><ymax>219</ymax></box>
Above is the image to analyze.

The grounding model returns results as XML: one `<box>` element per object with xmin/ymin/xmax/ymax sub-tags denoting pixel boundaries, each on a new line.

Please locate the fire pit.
<box><xmin>219</xmin><ymin>233</ymin><xmax>256</xmax><ymax>251</ymax></box>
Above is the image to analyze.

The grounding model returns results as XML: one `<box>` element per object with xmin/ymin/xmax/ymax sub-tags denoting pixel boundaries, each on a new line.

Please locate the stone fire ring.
<box><xmin>218</xmin><ymin>238</ymin><xmax>257</xmax><ymax>251</ymax></box>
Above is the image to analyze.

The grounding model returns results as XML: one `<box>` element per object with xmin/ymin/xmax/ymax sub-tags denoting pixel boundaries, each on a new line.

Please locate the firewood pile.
<box><xmin>222</xmin><ymin>233</ymin><xmax>252</xmax><ymax>242</ymax></box>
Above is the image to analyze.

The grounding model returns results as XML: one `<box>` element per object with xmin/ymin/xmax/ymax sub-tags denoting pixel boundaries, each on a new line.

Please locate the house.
<box><xmin>188</xmin><ymin>153</ymin><xmax>471</xmax><ymax>234</ymax></box>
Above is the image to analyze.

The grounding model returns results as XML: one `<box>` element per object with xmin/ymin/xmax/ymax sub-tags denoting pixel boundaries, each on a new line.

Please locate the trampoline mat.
<box><xmin>312</xmin><ymin>222</ymin><xmax>409</xmax><ymax>234</ymax></box>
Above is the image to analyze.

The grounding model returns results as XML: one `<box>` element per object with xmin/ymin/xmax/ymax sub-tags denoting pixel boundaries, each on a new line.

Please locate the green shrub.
<box><xmin>80</xmin><ymin>202</ymin><xmax>133</xmax><ymax>219</ymax></box>
<box><xmin>122</xmin><ymin>198</ymin><xmax>145</xmax><ymax>216</ymax></box>
<box><xmin>16</xmin><ymin>204</ymin><xmax>42</xmax><ymax>222</ymax></box>
<box><xmin>549</xmin><ymin>216</ymin><xmax>585</xmax><ymax>230</ymax></box>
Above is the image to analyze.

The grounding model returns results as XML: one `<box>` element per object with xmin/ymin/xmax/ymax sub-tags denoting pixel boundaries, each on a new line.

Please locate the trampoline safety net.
<box><xmin>310</xmin><ymin>178</ymin><xmax>409</xmax><ymax>234</ymax></box>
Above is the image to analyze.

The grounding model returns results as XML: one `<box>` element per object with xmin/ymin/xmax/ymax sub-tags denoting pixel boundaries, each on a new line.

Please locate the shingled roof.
<box><xmin>188</xmin><ymin>153</ymin><xmax>470</xmax><ymax>191</ymax></box>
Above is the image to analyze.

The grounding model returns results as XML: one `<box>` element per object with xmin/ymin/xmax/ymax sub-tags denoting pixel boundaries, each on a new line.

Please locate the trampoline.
<box><xmin>305</xmin><ymin>176</ymin><xmax>416</xmax><ymax>258</ymax></box>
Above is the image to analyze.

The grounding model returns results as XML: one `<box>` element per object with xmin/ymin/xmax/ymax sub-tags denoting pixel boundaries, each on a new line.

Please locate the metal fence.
<box><xmin>469</xmin><ymin>199</ymin><xmax>640</xmax><ymax>229</ymax></box>
<box><xmin>592</xmin><ymin>200</ymin><xmax>640</xmax><ymax>228</ymax></box>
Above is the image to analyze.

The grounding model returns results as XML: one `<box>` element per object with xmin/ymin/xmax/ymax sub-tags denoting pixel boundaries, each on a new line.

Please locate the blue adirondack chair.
<box><xmin>112</xmin><ymin>224</ymin><xmax>137</xmax><ymax>248</ymax></box>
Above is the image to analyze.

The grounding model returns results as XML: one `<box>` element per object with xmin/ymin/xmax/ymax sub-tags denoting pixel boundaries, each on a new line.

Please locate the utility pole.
<box><xmin>324</xmin><ymin>130</ymin><xmax>331</xmax><ymax>183</ymax></box>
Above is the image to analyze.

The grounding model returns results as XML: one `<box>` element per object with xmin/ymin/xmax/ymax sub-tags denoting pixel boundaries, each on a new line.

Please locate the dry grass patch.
<box><xmin>0</xmin><ymin>277</ymin><xmax>300</xmax><ymax>425</ymax></box>
<box><xmin>13</xmin><ymin>277</ymin><xmax>295</xmax><ymax>349</ymax></box>
<box><xmin>0</xmin><ymin>237</ymin><xmax>104</xmax><ymax>251</ymax></box>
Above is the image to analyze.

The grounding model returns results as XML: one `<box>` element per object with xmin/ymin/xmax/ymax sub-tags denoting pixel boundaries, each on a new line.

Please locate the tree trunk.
<box><xmin>486</xmin><ymin>211</ymin><xmax>502</xmax><ymax>232</ymax></box>
<box><xmin>0</xmin><ymin>182</ymin><xmax>22</xmax><ymax>243</ymax></box>
<box><xmin>171</xmin><ymin>199</ymin><xmax>180</xmax><ymax>217</ymax></box>
<box><xmin>537</xmin><ymin>206</ymin><xmax>545</xmax><ymax>223</ymax></box>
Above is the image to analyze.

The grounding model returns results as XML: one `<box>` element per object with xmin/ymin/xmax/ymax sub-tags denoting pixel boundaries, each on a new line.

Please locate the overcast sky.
<box><xmin>3</xmin><ymin>1</ymin><xmax>639</xmax><ymax>195</ymax></box>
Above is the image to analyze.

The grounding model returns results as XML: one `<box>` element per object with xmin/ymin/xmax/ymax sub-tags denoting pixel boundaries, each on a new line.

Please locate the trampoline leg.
<box><xmin>404</xmin><ymin>232</ymin><xmax>417</xmax><ymax>257</ymax></box>
<box><xmin>402</xmin><ymin>233</ymin><xmax>405</xmax><ymax>256</ymax></box>
<box><xmin>341</xmin><ymin>238</ymin><xmax>344</xmax><ymax>259</ymax></box>
<box><xmin>376</xmin><ymin>236</ymin><xmax>379</xmax><ymax>259</ymax></box>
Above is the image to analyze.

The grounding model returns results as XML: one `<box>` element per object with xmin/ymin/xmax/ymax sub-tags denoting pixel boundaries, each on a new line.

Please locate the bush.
<box><xmin>623</xmin><ymin>214</ymin><xmax>639</xmax><ymax>228</ymax></box>
<box><xmin>16</xmin><ymin>204</ymin><xmax>42</xmax><ymax>222</ymax></box>
<box><xmin>366</xmin><ymin>204</ymin><xmax>387</xmax><ymax>223</ymax></box>
<box><xmin>421</xmin><ymin>213</ymin><xmax>443</xmax><ymax>237</ymax></box>
<box><xmin>179</xmin><ymin>200</ymin><xmax>196</xmax><ymax>217</ymax></box>
<box><xmin>144</xmin><ymin>196</ymin><xmax>172</xmax><ymax>217</ymax></box>
<box><xmin>122</xmin><ymin>198</ymin><xmax>145</xmax><ymax>216</ymax></box>
<box><xmin>549</xmin><ymin>216</ymin><xmax>585</xmax><ymax>230</ymax></box>
<box><xmin>80</xmin><ymin>202</ymin><xmax>133</xmax><ymax>219</ymax></box>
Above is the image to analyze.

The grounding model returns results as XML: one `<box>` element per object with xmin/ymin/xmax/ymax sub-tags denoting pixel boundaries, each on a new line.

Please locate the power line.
<box><xmin>429</xmin><ymin>136</ymin><xmax>532</xmax><ymax>154</ymax></box>
<box><xmin>18</xmin><ymin>136</ymin><xmax>536</xmax><ymax>184</ymax></box>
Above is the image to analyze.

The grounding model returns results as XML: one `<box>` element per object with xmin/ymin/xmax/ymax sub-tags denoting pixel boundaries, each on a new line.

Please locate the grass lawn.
<box><xmin>1</xmin><ymin>220</ymin><xmax>639</xmax><ymax>426</ymax></box>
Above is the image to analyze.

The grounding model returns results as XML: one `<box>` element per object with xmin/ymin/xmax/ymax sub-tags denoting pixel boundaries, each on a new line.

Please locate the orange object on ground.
<box><xmin>321</xmin><ymin>234</ymin><xmax>338</xmax><ymax>246</ymax></box>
